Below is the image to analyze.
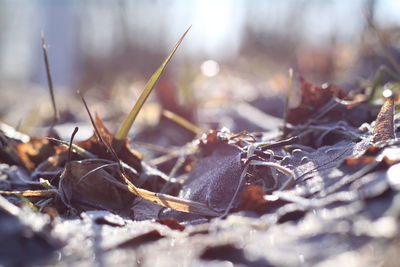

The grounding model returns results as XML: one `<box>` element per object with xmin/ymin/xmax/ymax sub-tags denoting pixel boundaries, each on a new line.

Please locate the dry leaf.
<box><xmin>237</xmin><ymin>185</ymin><xmax>287</xmax><ymax>214</ymax></box>
<box><xmin>16</xmin><ymin>138</ymin><xmax>56</xmax><ymax>170</ymax></box>
<box><xmin>156</xmin><ymin>218</ymin><xmax>185</xmax><ymax>231</ymax></box>
<box><xmin>58</xmin><ymin>158</ymin><xmax>219</xmax><ymax>217</ymax></box>
<box><xmin>237</xmin><ymin>185</ymin><xmax>268</xmax><ymax>213</ymax></box>
<box><xmin>59</xmin><ymin>160</ymin><xmax>135</xmax><ymax>215</ymax></box>
<box><xmin>287</xmin><ymin>78</ymin><xmax>347</xmax><ymax>124</ymax></box>
<box><xmin>179</xmin><ymin>143</ymin><xmax>244</xmax><ymax>212</ymax></box>
<box><xmin>373</xmin><ymin>96</ymin><xmax>395</xmax><ymax>143</ymax></box>
<box><xmin>76</xmin><ymin>114</ymin><xmax>142</xmax><ymax>172</ymax></box>
<box><xmin>116</xmin><ymin>230</ymin><xmax>163</xmax><ymax>249</ymax></box>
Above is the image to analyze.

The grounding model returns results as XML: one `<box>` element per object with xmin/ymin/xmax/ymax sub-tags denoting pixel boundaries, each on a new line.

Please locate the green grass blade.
<box><xmin>115</xmin><ymin>26</ymin><xmax>191</xmax><ymax>140</ymax></box>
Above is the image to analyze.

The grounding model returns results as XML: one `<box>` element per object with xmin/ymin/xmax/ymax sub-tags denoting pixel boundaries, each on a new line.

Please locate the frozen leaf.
<box><xmin>132</xmin><ymin>198</ymin><xmax>163</xmax><ymax>221</ymax></box>
<box><xmin>58</xmin><ymin>160</ymin><xmax>135</xmax><ymax>215</ymax></box>
<box><xmin>58</xmin><ymin>156</ymin><xmax>219</xmax><ymax>217</ymax></box>
<box><xmin>282</xmin><ymin>138</ymin><xmax>371</xmax><ymax>187</ymax></box>
<box><xmin>180</xmin><ymin>143</ymin><xmax>244</xmax><ymax>212</ymax></box>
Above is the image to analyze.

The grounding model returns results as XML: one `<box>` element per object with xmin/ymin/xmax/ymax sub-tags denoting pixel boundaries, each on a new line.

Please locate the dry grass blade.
<box><xmin>115</xmin><ymin>26</ymin><xmax>191</xmax><ymax>140</ymax></box>
<box><xmin>121</xmin><ymin>174</ymin><xmax>219</xmax><ymax>216</ymax></box>
<box><xmin>0</xmin><ymin>189</ymin><xmax>57</xmax><ymax>197</ymax></box>
<box><xmin>17</xmin><ymin>195</ymin><xmax>39</xmax><ymax>212</ymax></box>
<box><xmin>162</xmin><ymin>109</ymin><xmax>202</xmax><ymax>135</ymax></box>
<box><xmin>128</xmin><ymin>184</ymin><xmax>220</xmax><ymax>216</ymax></box>
<box><xmin>109</xmin><ymin>172</ymin><xmax>220</xmax><ymax>216</ymax></box>
<box><xmin>41</xmin><ymin>32</ymin><xmax>59</xmax><ymax>126</ymax></box>
<box><xmin>373</xmin><ymin>93</ymin><xmax>395</xmax><ymax>143</ymax></box>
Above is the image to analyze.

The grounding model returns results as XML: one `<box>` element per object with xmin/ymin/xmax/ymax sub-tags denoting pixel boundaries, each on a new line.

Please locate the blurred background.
<box><xmin>0</xmin><ymin>0</ymin><xmax>399</xmax><ymax>139</ymax></box>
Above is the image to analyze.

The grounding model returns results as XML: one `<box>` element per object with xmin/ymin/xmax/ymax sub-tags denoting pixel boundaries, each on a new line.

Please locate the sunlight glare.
<box><xmin>382</xmin><ymin>89</ymin><xmax>393</xmax><ymax>98</ymax></box>
<box><xmin>200</xmin><ymin>60</ymin><xmax>220</xmax><ymax>77</ymax></box>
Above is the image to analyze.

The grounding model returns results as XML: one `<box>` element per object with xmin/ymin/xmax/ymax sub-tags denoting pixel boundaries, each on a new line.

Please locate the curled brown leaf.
<box><xmin>373</xmin><ymin>96</ymin><xmax>395</xmax><ymax>143</ymax></box>
<box><xmin>76</xmin><ymin>114</ymin><xmax>142</xmax><ymax>172</ymax></box>
<box><xmin>287</xmin><ymin>78</ymin><xmax>348</xmax><ymax>124</ymax></box>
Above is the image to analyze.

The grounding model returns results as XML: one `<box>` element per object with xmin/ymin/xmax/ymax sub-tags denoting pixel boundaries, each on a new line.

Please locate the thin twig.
<box><xmin>78</xmin><ymin>91</ymin><xmax>104</xmax><ymax>144</ymax></box>
<box><xmin>283</xmin><ymin>68</ymin><xmax>293</xmax><ymax>134</ymax></box>
<box><xmin>67</xmin><ymin>127</ymin><xmax>79</xmax><ymax>163</ymax></box>
<box><xmin>259</xmin><ymin>136</ymin><xmax>299</xmax><ymax>150</ymax></box>
<box><xmin>78</xmin><ymin>91</ymin><xmax>126</xmax><ymax>174</ymax></box>
<box><xmin>41</xmin><ymin>32</ymin><xmax>59</xmax><ymax>126</ymax></box>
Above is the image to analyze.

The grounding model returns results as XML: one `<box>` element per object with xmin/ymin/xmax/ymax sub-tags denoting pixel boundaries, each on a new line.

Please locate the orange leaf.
<box><xmin>16</xmin><ymin>138</ymin><xmax>56</xmax><ymax>170</ymax></box>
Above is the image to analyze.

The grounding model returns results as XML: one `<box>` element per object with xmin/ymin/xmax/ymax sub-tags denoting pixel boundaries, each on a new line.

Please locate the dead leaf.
<box><xmin>76</xmin><ymin>114</ymin><xmax>142</xmax><ymax>172</ymax></box>
<box><xmin>287</xmin><ymin>78</ymin><xmax>347</xmax><ymax>124</ymax></box>
<box><xmin>30</xmin><ymin>145</ymin><xmax>85</xmax><ymax>182</ymax></box>
<box><xmin>58</xmin><ymin>157</ymin><xmax>219</xmax><ymax>217</ymax></box>
<box><xmin>345</xmin><ymin>156</ymin><xmax>376</xmax><ymax>167</ymax></box>
<box><xmin>198</xmin><ymin>130</ymin><xmax>230</xmax><ymax>154</ymax></box>
<box><xmin>179</xmin><ymin>143</ymin><xmax>244</xmax><ymax>212</ymax></box>
<box><xmin>89</xmin><ymin>210</ymin><xmax>126</xmax><ymax>227</ymax></box>
<box><xmin>132</xmin><ymin>198</ymin><xmax>163</xmax><ymax>221</ymax></box>
<box><xmin>237</xmin><ymin>185</ymin><xmax>287</xmax><ymax>214</ymax></box>
<box><xmin>200</xmin><ymin>244</ymin><xmax>268</xmax><ymax>266</ymax></box>
<box><xmin>41</xmin><ymin>206</ymin><xmax>59</xmax><ymax>221</ymax></box>
<box><xmin>343</xmin><ymin>142</ymin><xmax>400</xmax><ymax>172</ymax></box>
<box><xmin>16</xmin><ymin>138</ymin><xmax>56</xmax><ymax>170</ymax></box>
<box><xmin>156</xmin><ymin>218</ymin><xmax>185</xmax><ymax>231</ymax></box>
<box><xmin>116</xmin><ymin>230</ymin><xmax>163</xmax><ymax>249</ymax></box>
<box><xmin>58</xmin><ymin>160</ymin><xmax>136</xmax><ymax>215</ymax></box>
<box><xmin>237</xmin><ymin>185</ymin><xmax>268</xmax><ymax>213</ymax></box>
<box><xmin>373</xmin><ymin>96</ymin><xmax>395</xmax><ymax>143</ymax></box>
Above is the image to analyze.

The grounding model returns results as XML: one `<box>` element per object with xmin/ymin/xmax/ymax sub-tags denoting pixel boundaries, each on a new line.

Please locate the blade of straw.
<box><xmin>163</xmin><ymin>109</ymin><xmax>202</xmax><ymax>135</ymax></box>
